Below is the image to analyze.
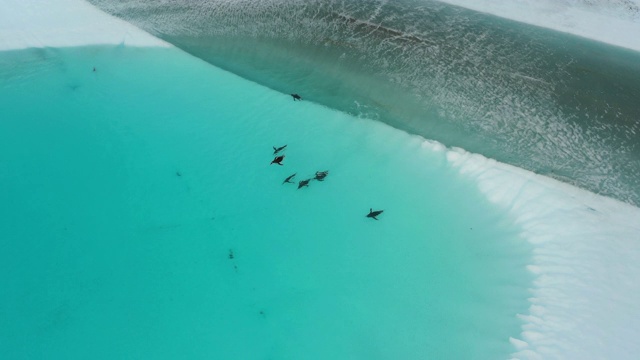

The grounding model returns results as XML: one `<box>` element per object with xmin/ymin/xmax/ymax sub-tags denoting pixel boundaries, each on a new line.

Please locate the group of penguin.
<box><xmin>269</xmin><ymin>144</ymin><xmax>327</xmax><ymax>190</ymax></box>
<box><xmin>270</xmin><ymin>93</ymin><xmax>384</xmax><ymax>221</ymax></box>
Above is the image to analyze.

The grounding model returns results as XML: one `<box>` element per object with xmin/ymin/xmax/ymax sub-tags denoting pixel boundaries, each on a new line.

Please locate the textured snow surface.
<box><xmin>0</xmin><ymin>0</ymin><xmax>168</xmax><ymax>50</ymax></box>
<box><xmin>437</xmin><ymin>0</ymin><xmax>640</xmax><ymax>52</ymax></box>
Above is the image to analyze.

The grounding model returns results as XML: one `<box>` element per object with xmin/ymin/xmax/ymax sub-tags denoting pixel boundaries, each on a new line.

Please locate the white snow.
<box><xmin>0</xmin><ymin>0</ymin><xmax>169</xmax><ymax>50</ymax></box>
<box><xmin>437</xmin><ymin>0</ymin><xmax>640</xmax><ymax>52</ymax></box>
<box><xmin>421</xmin><ymin>140</ymin><xmax>640</xmax><ymax>359</ymax></box>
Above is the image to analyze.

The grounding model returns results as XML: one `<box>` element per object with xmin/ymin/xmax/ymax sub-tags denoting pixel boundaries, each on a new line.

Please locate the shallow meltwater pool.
<box><xmin>0</xmin><ymin>45</ymin><xmax>531</xmax><ymax>359</ymax></box>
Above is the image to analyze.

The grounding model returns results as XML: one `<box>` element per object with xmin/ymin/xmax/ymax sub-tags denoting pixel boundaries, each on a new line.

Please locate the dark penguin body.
<box><xmin>367</xmin><ymin>208</ymin><xmax>384</xmax><ymax>220</ymax></box>
<box><xmin>291</xmin><ymin>93</ymin><xmax>302</xmax><ymax>101</ymax></box>
<box><xmin>298</xmin><ymin>179</ymin><xmax>311</xmax><ymax>189</ymax></box>
<box><xmin>271</xmin><ymin>155</ymin><xmax>285</xmax><ymax>165</ymax></box>
<box><xmin>314</xmin><ymin>170</ymin><xmax>329</xmax><ymax>181</ymax></box>
<box><xmin>283</xmin><ymin>173</ymin><xmax>296</xmax><ymax>184</ymax></box>
<box><xmin>273</xmin><ymin>145</ymin><xmax>287</xmax><ymax>155</ymax></box>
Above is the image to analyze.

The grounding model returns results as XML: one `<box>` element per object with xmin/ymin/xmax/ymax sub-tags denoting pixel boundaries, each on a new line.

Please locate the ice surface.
<box><xmin>0</xmin><ymin>0</ymin><xmax>168</xmax><ymax>50</ymax></box>
<box><xmin>437</xmin><ymin>0</ymin><xmax>640</xmax><ymax>52</ymax></box>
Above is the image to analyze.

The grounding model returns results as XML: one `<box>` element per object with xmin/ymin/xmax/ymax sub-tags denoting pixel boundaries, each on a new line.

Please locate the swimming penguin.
<box><xmin>366</xmin><ymin>208</ymin><xmax>384</xmax><ymax>220</ymax></box>
<box><xmin>273</xmin><ymin>145</ymin><xmax>287</xmax><ymax>155</ymax></box>
<box><xmin>291</xmin><ymin>93</ymin><xmax>302</xmax><ymax>101</ymax></box>
<box><xmin>271</xmin><ymin>155</ymin><xmax>285</xmax><ymax>166</ymax></box>
<box><xmin>298</xmin><ymin>179</ymin><xmax>311</xmax><ymax>189</ymax></box>
<box><xmin>314</xmin><ymin>170</ymin><xmax>329</xmax><ymax>181</ymax></box>
<box><xmin>283</xmin><ymin>173</ymin><xmax>296</xmax><ymax>184</ymax></box>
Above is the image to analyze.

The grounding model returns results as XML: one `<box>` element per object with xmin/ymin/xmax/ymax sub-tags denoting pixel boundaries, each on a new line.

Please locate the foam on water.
<box><xmin>2</xmin><ymin>1</ymin><xmax>640</xmax><ymax>359</ymax></box>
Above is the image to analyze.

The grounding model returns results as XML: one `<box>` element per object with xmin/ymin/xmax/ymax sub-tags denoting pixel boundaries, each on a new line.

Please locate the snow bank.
<box><xmin>421</xmin><ymin>140</ymin><xmax>640</xmax><ymax>359</ymax></box>
<box><xmin>437</xmin><ymin>0</ymin><xmax>640</xmax><ymax>52</ymax></box>
<box><xmin>0</xmin><ymin>0</ymin><xmax>169</xmax><ymax>50</ymax></box>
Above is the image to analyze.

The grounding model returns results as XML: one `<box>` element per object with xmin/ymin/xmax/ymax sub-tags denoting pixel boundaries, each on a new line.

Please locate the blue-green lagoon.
<box><xmin>0</xmin><ymin>45</ymin><xmax>531</xmax><ymax>358</ymax></box>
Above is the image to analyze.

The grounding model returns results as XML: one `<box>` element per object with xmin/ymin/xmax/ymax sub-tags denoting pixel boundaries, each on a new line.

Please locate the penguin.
<box><xmin>283</xmin><ymin>173</ymin><xmax>296</xmax><ymax>184</ymax></box>
<box><xmin>273</xmin><ymin>145</ymin><xmax>287</xmax><ymax>155</ymax></box>
<box><xmin>366</xmin><ymin>208</ymin><xmax>384</xmax><ymax>220</ymax></box>
<box><xmin>298</xmin><ymin>179</ymin><xmax>311</xmax><ymax>189</ymax></box>
<box><xmin>271</xmin><ymin>155</ymin><xmax>285</xmax><ymax>166</ymax></box>
<box><xmin>314</xmin><ymin>170</ymin><xmax>329</xmax><ymax>181</ymax></box>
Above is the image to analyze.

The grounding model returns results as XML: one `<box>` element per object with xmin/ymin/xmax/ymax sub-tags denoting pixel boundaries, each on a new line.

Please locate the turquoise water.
<box><xmin>0</xmin><ymin>46</ymin><xmax>531</xmax><ymax>359</ymax></box>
